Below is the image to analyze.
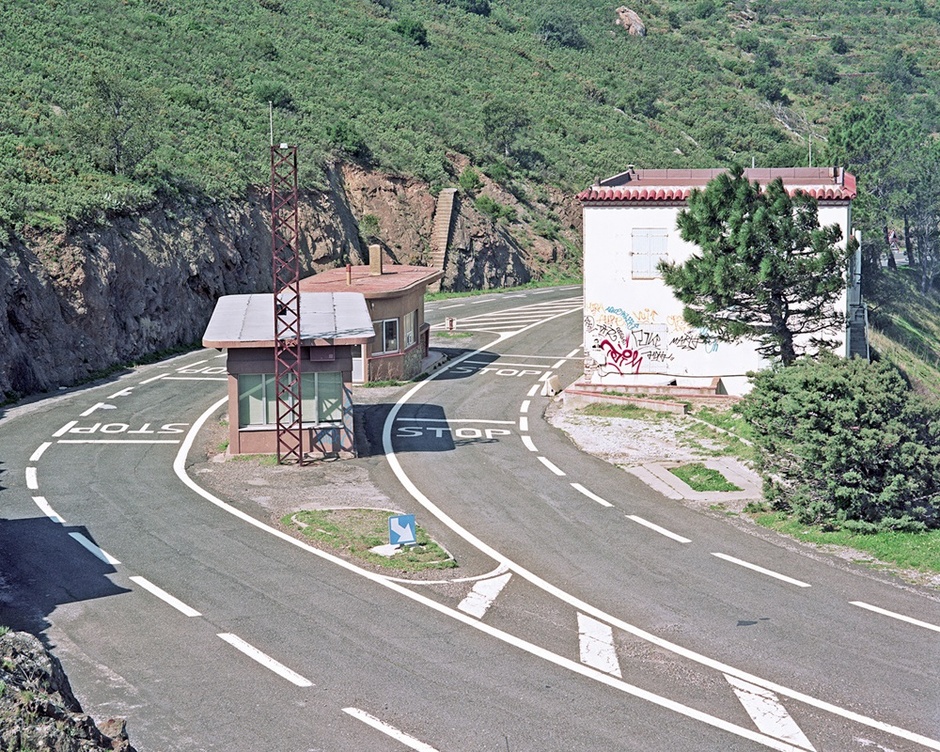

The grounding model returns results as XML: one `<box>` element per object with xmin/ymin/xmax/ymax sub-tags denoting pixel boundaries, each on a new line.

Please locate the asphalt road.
<box><xmin>0</xmin><ymin>285</ymin><xmax>937</xmax><ymax>751</ymax></box>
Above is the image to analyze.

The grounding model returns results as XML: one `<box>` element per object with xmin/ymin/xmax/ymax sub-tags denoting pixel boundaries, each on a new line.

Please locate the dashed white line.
<box><xmin>396</xmin><ymin>418</ymin><xmax>516</xmax><ymax>425</ymax></box>
<box><xmin>578</xmin><ymin>613</ymin><xmax>622</xmax><ymax>677</ymax></box>
<box><xmin>571</xmin><ymin>483</ymin><xmax>613</xmax><ymax>508</ymax></box>
<box><xmin>69</xmin><ymin>532</ymin><xmax>120</xmax><ymax>564</ymax></box>
<box><xmin>521</xmin><ymin>436</ymin><xmax>538</xmax><ymax>452</ymax></box>
<box><xmin>108</xmin><ymin>387</ymin><xmax>134</xmax><ymax>398</ymax></box>
<box><xmin>850</xmin><ymin>601</ymin><xmax>940</xmax><ymax>634</ymax></box>
<box><xmin>519</xmin><ymin>416</ymin><xmax>529</xmax><ymax>432</ymax></box>
<box><xmin>551</xmin><ymin>359</ymin><xmax>566</xmax><ymax>369</ymax></box>
<box><xmin>25</xmin><ymin>467</ymin><xmax>38</xmax><ymax>490</ymax></box>
<box><xmin>177</xmin><ymin>359</ymin><xmax>208</xmax><ymax>369</ymax></box>
<box><xmin>566</xmin><ymin>347</ymin><xmax>581</xmax><ymax>358</ymax></box>
<box><xmin>537</xmin><ymin>456</ymin><xmax>566</xmax><ymax>476</ymax></box>
<box><xmin>161</xmin><ymin>377</ymin><xmax>228</xmax><ymax>382</ymax></box>
<box><xmin>527</xmin><ymin>384</ymin><xmax>541</xmax><ymax>397</ymax></box>
<box><xmin>726</xmin><ymin>674</ymin><xmax>816</xmax><ymax>751</ymax></box>
<box><xmin>29</xmin><ymin>443</ymin><xmax>51</xmax><ymax>462</ymax></box>
<box><xmin>457</xmin><ymin>572</ymin><xmax>512</xmax><ymax>619</ymax></box>
<box><xmin>343</xmin><ymin>708</ymin><xmax>440</xmax><ymax>752</ymax></box>
<box><xmin>53</xmin><ymin>421</ymin><xmax>78</xmax><ymax>437</ymax></box>
<box><xmin>33</xmin><ymin>496</ymin><xmax>65</xmax><ymax>524</ymax></box>
<box><xmin>627</xmin><ymin>515</ymin><xmax>691</xmax><ymax>544</ymax></box>
<box><xmin>130</xmin><ymin>576</ymin><xmax>201</xmax><ymax>617</ymax></box>
<box><xmin>712</xmin><ymin>553</ymin><xmax>811</xmax><ymax>588</ymax></box>
<box><xmin>80</xmin><ymin>402</ymin><xmax>115</xmax><ymax>417</ymax></box>
<box><xmin>538</xmin><ymin>371</ymin><xmax>554</xmax><ymax>382</ymax></box>
<box><xmin>439</xmin><ymin>304</ymin><xmax>464</xmax><ymax>310</ymax></box>
<box><xmin>217</xmin><ymin>633</ymin><xmax>313</xmax><ymax>687</ymax></box>
<box><xmin>520</xmin><ymin>400</ymin><xmax>530</xmax><ymax>413</ymax></box>
<box><xmin>139</xmin><ymin>373</ymin><xmax>165</xmax><ymax>385</ymax></box>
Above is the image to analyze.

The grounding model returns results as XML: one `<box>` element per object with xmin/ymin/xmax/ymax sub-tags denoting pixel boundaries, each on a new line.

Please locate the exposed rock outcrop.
<box><xmin>615</xmin><ymin>7</ymin><xmax>646</xmax><ymax>36</ymax></box>
<box><xmin>0</xmin><ymin>630</ymin><xmax>135</xmax><ymax>751</ymax></box>
<box><xmin>0</xmin><ymin>160</ymin><xmax>579</xmax><ymax>400</ymax></box>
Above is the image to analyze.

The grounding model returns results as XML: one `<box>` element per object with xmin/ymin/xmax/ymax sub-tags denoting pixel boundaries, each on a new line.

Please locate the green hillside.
<box><xmin>4</xmin><ymin>0</ymin><xmax>940</xmax><ymax>238</ymax></box>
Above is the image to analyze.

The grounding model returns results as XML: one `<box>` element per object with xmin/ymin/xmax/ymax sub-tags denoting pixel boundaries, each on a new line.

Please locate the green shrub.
<box><xmin>740</xmin><ymin>355</ymin><xmax>940</xmax><ymax>529</ymax></box>
<box><xmin>459</xmin><ymin>166</ymin><xmax>483</xmax><ymax>194</ymax></box>
<box><xmin>533</xmin><ymin>9</ymin><xmax>585</xmax><ymax>50</ymax></box>
<box><xmin>474</xmin><ymin>194</ymin><xmax>515</xmax><ymax>223</ymax></box>
<box><xmin>393</xmin><ymin>18</ymin><xmax>428</xmax><ymax>46</ymax></box>
<box><xmin>253</xmin><ymin>80</ymin><xmax>292</xmax><ymax>108</ymax></box>
<box><xmin>830</xmin><ymin>35</ymin><xmax>848</xmax><ymax>54</ymax></box>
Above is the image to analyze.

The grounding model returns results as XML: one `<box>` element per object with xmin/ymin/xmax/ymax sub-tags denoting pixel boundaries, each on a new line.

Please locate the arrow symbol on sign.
<box><xmin>389</xmin><ymin>516</ymin><xmax>416</xmax><ymax>545</ymax></box>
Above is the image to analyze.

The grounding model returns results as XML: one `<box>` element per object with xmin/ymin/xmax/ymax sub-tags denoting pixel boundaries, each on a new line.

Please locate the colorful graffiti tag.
<box><xmin>586</xmin><ymin>302</ymin><xmax>718</xmax><ymax>375</ymax></box>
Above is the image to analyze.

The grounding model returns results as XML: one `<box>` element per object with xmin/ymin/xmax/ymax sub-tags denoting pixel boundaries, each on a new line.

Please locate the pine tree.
<box><xmin>659</xmin><ymin>168</ymin><xmax>850</xmax><ymax>365</ymax></box>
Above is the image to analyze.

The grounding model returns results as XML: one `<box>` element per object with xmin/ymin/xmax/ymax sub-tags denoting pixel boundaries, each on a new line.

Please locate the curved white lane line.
<box><xmin>176</xmin><ymin>377</ymin><xmax>816</xmax><ymax>747</ymax></box>
<box><xmin>377</xmin><ymin>304</ymin><xmax>940</xmax><ymax>751</ymax></box>
<box><xmin>382</xmin><ymin>561</ymin><xmax>509</xmax><ymax>586</ymax></box>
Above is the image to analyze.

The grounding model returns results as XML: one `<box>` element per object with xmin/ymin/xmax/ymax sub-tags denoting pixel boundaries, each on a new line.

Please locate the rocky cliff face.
<box><xmin>1</xmin><ymin>161</ymin><xmax>579</xmax><ymax>400</ymax></box>
<box><xmin>0</xmin><ymin>630</ymin><xmax>136</xmax><ymax>751</ymax></box>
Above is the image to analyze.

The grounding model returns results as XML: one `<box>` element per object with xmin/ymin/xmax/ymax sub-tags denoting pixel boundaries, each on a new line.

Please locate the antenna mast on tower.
<box><xmin>270</xmin><ymin>143</ymin><xmax>304</xmax><ymax>464</ymax></box>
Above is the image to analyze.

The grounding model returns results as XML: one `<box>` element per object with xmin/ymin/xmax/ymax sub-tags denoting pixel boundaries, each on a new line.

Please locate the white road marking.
<box><xmin>57</xmin><ymin>440</ymin><xmax>181</xmax><ymax>445</ymax></box>
<box><xmin>395</xmin><ymin>418</ymin><xmax>516</xmax><ymax>425</ymax></box>
<box><xmin>850</xmin><ymin>601</ymin><xmax>940</xmax><ymax>634</ymax></box>
<box><xmin>80</xmin><ymin>402</ymin><xmax>116</xmax><ymax>417</ymax></box>
<box><xmin>343</xmin><ymin>708</ymin><xmax>441</xmax><ymax>752</ymax></box>
<box><xmin>108</xmin><ymin>387</ymin><xmax>134</xmax><ymax>398</ymax></box>
<box><xmin>628</xmin><ymin>515</ymin><xmax>692</xmax><ymax>544</ymax></box>
<box><xmin>571</xmin><ymin>483</ymin><xmax>613</xmax><ymax>508</ymax></box>
<box><xmin>53</xmin><ymin>421</ymin><xmax>78</xmax><ymax>437</ymax></box>
<box><xmin>521</xmin><ymin>436</ymin><xmax>538</xmax><ymax>452</ymax></box>
<box><xmin>129</xmin><ymin>576</ymin><xmax>201</xmax><ymax>617</ymax></box>
<box><xmin>69</xmin><ymin>532</ymin><xmax>120</xmax><ymax>564</ymax></box>
<box><xmin>29</xmin><ymin>443</ymin><xmax>51</xmax><ymax>462</ymax></box>
<box><xmin>537</xmin><ymin>456</ymin><xmax>566</xmax><ymax>476</ymax></box>
<box><xmin>566</xmin><ymin>347</ymin><xmax>581</xmax><ymax>358</ymax></box>
<box><xmin>519</xmin><ymin>416</ymin><xmax>529</xmax><ymax>432</ymax></box>
<box><xmin>457</xmin><ymin>572</ymin><xmax>512</xmax><ymax>618</ymax></box>
<box><xmin>179</xmin><ymin>396</ymin><xmax>891</xmax><ymax>752</ymax></box>
<box><xmin>712</xmin><ymin>553</ymin><xmax>811</xmax><ymax>588</ymax></box>
<box><xmin>527</xmin><ymin>384</ymin><xmax>541</xmax><ymax>397</ymax></box>
<box><xmin>33</xmin><ymin>496</ymin><xmax>65</xmax><ymax>524</ymax></box>
<box><xmin>726</xmin><ymin>674</ymin><xmax>816</xmax><ymax>751</ymax></box>
<box><xmin>25</xmin><ymin>467</ymin><xmax>38</xmax><ymax>490</ymax></box>
<box><xmin>462</xmin><ymin>359</ymin><xmax>548</xmax><ymax>368</ymax></box>
<box><xmin>176</xmin><ymin>359</ymin><xmax>208</xmax><ymax>369</ymax></box>
<box><xmin>538</xmin><ymin>371</ymin><xmax>554</xmax><ymax>382</ymax></box>
<box><xmin>551</xmin><ymin>359</ymin><xmax>566</xmax><ymax>369</ymax></box>
<box><xmin>217</xmin><ymin>633</ymin><xmax>313</xmax><ymax>687</ymax></box>
<box><xmin>439</xmin><ymin>304</ymin><xmax>464</xmax><ymax>310</ymax></box>
<box><xmin>578</xmin><ymin>613</ymin><xmax>622</xmax><ymax>677</ymax></box>
<box><xmin>161</xmin><ymin>377</ymin><xmax>228</xmax><ymax>381</ymax></box>
<box><xmin>139</xmin><ymin>373</ymin><xmax>165</xmax><ymax>385</ymax></box>
<box><xmin>520</xmin><ymin>400</ymin><xmax>530</xmax><ymax>413</ymax></box>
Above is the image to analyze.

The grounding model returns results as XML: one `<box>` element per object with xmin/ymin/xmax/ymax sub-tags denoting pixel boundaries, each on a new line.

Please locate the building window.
<box><xmin>237</xmin><ymin>372</ymin><xmax>343</xmax><ymax>427</ymax></box>
<box><xmin>403</xmin><ymin>310</ymin><xmax>417</xmax><ymax>348</ymax></box>
<box><xmin>373</xmin><ymin>318</ymin><xmax>400</xmax><ymax>354</ymax></box>
<box><xmin>631</xmin><ymin>229</ymin><xmax>669</xmax><ymax>279</ymax></box>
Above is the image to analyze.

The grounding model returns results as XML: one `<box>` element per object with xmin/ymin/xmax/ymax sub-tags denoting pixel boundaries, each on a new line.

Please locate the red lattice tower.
<box><xmin>270</xmin><ymin>144</ymin><xmax>304</xmax><ymax>464</ymax></box>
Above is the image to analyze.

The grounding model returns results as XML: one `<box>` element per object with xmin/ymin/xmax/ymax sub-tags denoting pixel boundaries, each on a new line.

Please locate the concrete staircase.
<box><xmin>428</xmin><ymin>188</ymin><xmax>457</xmax><ymax>292</ymax></box>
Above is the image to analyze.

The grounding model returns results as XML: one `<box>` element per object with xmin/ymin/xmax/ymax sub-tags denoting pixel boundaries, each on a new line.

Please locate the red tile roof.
<box><xmin>300</xmin><ymin>264</ymin><xmax>443</xmax><ymax>299</ymax></box>
<box><xmin>578</xmin><ymin>167</ymin><xmax>857</xmax><ymax>203</ymax></box>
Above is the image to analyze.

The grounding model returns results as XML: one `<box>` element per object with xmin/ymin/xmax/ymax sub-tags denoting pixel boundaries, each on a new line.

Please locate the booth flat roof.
<box><xmin>202</xmin><ymin>292</ymin><xmax>375</xmax><ymax>349</ymax></box>
<box><xmin>300</xmin><ymin>265</ymin><xmax>443</xmax><ymax>299</ymax></box>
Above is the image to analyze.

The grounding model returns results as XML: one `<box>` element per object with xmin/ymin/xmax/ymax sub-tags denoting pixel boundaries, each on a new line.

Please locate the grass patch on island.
<box><xmin>752</xmin><ymin>510</ymin><xmax>940</xmax><ymax>575</ymax></box>
<box><xmin>282</xmin><ymin>508</ymin><xmax>456</xmax><ymax>572</ymax></box>
<box><xmin>581</xmin><ymin>402</ymin><xmax>670</xmax><ymax>421</ymax></box>
<box><xmin>669</xmin><ymin>463</ymin><xmax>742</xmax><ymax>492</ymax></box>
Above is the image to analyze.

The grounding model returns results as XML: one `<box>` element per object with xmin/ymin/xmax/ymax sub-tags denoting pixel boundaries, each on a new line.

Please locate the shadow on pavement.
<box><xmin>0</xmin><ymin>517</ymin><xmax>130</xmax><ymax>644</ymax></box>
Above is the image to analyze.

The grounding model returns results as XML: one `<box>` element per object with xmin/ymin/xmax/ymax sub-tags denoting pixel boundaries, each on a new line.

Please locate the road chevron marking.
<box><xmin>457</xmin><ymin>572</ymin><xmax>512</xmax><ymax>618</ymax></box>
<box><xmin>343</xmin><ymin>708</ymin><xmax>441</xmax><ymax>752</ymax></box>
<box><xmin>725</xmin><ymin>674</ymin><xmax>816</xmax><ymax>751</ymax></box>
<box><xmin>578</xmin><ymin>613</ymin><xmax>622</xmax><ymax>678</ymax></box>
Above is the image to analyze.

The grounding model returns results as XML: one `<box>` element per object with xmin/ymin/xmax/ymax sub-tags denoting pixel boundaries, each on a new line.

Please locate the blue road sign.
<box><xmin>388</xmin><ymin>514</ymin><xmax>417</xmax><ymax>546</ymax></box>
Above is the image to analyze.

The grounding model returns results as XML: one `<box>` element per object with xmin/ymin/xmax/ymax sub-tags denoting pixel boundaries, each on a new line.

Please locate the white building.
<box><xmin>577</xmin><ymin>167</ymin><xmax>859</xmax><ymax>396</ymax></box>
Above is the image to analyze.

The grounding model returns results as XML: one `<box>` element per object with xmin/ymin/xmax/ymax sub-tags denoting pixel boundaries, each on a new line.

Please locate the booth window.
<box><xmin>373</xmin><ymin>318</ymin><xmax>400</xmax><ymax>354</ymax></box>
<box><xmin>631</xmin><ymin>229</ymin><xmax>669</xmax><ymax>278</ymax></box>
<box><xmin>237</xmin><ymin>372</ymin><xmax>343</xmax><ymax>427</ymax></box>
<box><xmin>403</xmin><ymin>310</ymin><xmax>417</xmax><ymax>348</ymax></box>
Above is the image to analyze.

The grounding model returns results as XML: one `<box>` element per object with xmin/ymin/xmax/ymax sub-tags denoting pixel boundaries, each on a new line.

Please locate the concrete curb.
<box><xmin>627</xmin><ymin>458</ymin><xmax>763</xmax><ymax>503</ymax></box>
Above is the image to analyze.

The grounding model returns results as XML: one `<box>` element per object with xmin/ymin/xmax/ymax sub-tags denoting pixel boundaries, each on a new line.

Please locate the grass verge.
<box><xmin>282</xmin><ymin>508</ymin><xmax>456</xmax><ymax>572</ymax></box>
<box><xmin>669</xmin><ymin>463</ymin><xmax>741</xmax><ymax>492</ymax></box>
<box><xmin>752</xmin><ymin>510</ymin><xmax>940</xmax><ymax>575</ymax></box>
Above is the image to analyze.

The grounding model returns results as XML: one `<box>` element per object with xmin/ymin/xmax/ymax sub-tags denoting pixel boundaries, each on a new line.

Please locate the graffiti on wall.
<box><xmin>586</xmin><ymin>302</ymin><xmax>718</xmax><ymax>375</ymax></box>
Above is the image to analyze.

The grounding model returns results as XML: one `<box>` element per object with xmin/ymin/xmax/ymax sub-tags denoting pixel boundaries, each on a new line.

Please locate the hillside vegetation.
<box><xmin>4</xmin><ymin>0</ymin><xmax>940</xmax><ymax>242</ymax></box>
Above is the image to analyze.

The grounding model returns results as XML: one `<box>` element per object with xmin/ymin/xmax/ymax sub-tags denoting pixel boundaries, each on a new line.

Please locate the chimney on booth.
<box><xmin>369</xmin><ymin>243</ymin><xmax>383</xmax><ymax>276</ymax></box>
